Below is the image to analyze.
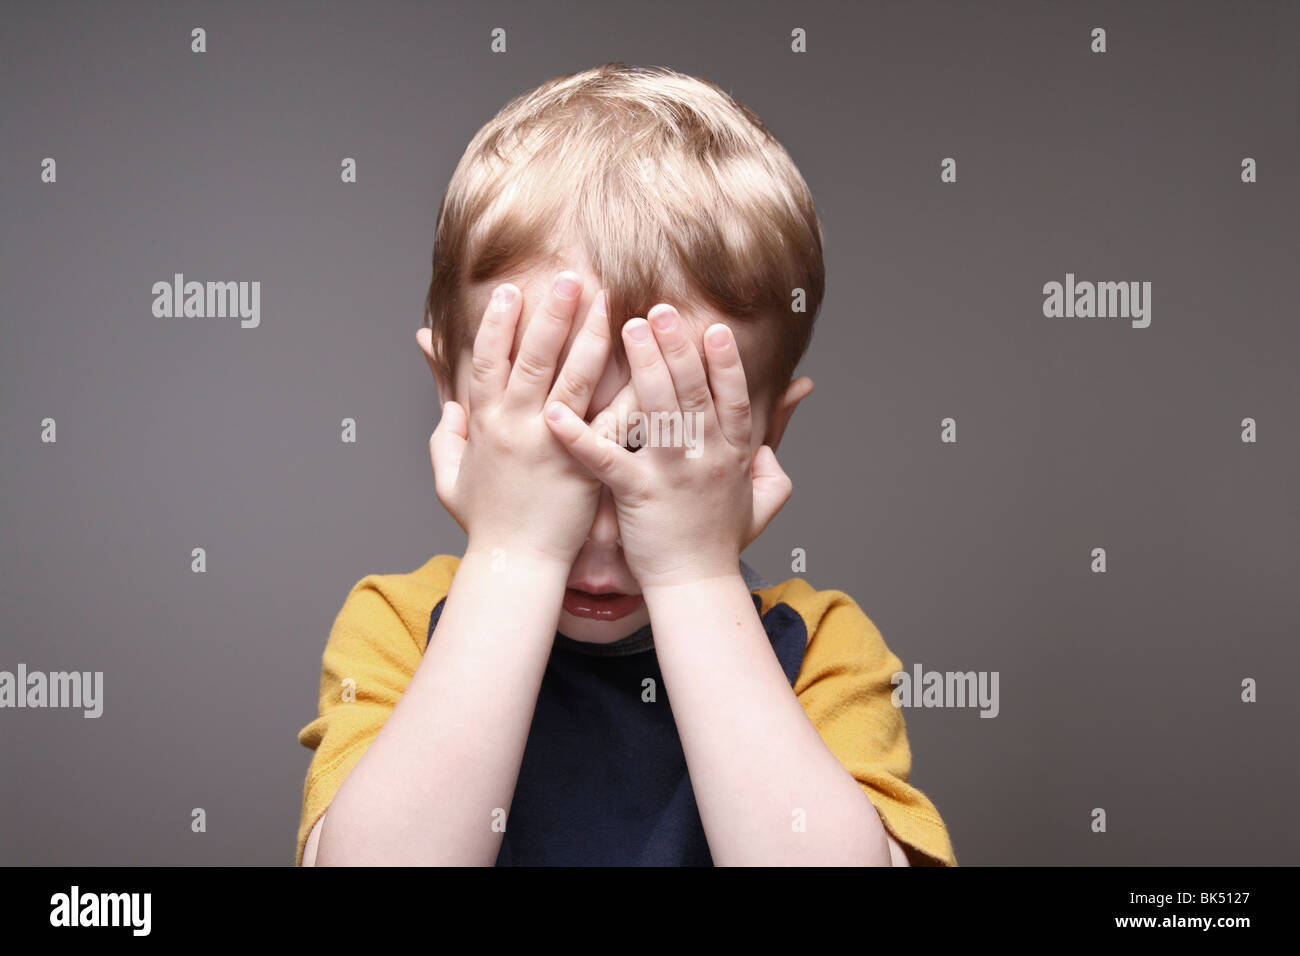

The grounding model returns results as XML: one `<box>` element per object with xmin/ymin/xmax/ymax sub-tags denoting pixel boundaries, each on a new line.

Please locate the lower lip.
<box><xmin>562</xmin><ymin>588</ymin><xmax>644</xmax><ymax>621</ymax></box>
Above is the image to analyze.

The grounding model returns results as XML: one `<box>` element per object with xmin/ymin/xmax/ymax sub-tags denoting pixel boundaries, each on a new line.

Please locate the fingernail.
<box><xmin>493</xmin><ymin>284</ymin><xmax>517</xmax><ymax>310</ymax></box>
<box><xmin>625</xmin><ymin>319</ymin><xmax>651</xmax><ymax>342</ymax></box>
<box><xmin>554</xmin><ymin>272</ymin><xmax>580</xmax><ymax>299</ymax></box>
<box><xmin>649</xmin><ymin>304</ymin><xmax>677</xmax><ymax>331</ymax></box>
<box><xmin>546</xmin><ymin>402</ymin><xmax>566</xmax><ymax>422</ymax></box>
<box><xmin>706</xmin><ymin>324</ymin><xmax>730</xmax><ymax>348</ymax></box>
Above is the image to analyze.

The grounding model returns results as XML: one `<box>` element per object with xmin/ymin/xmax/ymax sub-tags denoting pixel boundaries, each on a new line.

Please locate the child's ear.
<box><xmin>416</xmin><ymin>327</ymin><xmax>453</xmax><ymax>406</ymax></box>
<box><xmin>762</xmin><ymin>375</ymin><xmax>813</xmax><ymax>454</ymax></box>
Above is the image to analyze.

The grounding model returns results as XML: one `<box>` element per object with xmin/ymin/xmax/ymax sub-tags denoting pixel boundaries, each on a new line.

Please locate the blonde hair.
<box><xmin>423</xmin><ymin>62</ymin><xmax>825</xmax><ymax>395</ymax></box>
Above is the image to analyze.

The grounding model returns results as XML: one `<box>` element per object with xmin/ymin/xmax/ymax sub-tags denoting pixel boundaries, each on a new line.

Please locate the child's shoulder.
<box><xmin>751</xmin><ymin>574</ymin><xmax>904</xmax><ymax>686</ymax></box>
<box><xmin>344</xmin><ymin>553</ymin><xmax>461</xmax><ymax>604</ymax></box>
<box><xmin>753</xmin><ymin>575</ymin><xmax>889</xmax><ymax>648</ymax></box>
<box><xmin>329</xmin><ymin>554</ymin><xmax>461</xmax><ymax>648</ymax></box>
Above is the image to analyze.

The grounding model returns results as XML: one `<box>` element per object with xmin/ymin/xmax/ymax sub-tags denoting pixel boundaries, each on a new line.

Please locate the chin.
<box><xmin>558</xmin><ymin>606</ymin><xmax>651</xmax><ymax>644</ymax></box>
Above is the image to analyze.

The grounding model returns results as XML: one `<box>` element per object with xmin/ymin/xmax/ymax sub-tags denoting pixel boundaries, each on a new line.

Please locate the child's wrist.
<box><xmin>639</xmin><ymin>569</ymin><xmax>751</xmax><ymax>624</ymax></box>
<box><xmin>462</xmin><ymin>537</ymin><xmax>575</xmax><ymax>580</ymax></box>
<box><xmin>635</xmin><ymin>555</ymin><xmax>746</xmax><ymax>597</ymax></box>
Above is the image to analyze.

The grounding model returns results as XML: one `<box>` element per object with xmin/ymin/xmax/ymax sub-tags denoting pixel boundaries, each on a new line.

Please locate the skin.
<box><xmin>303</xmin><ymin>253</ymin><xmax>910</xmax><ymax>866</ymax></box>
<box><xmin>427</xmin><ymin>248</ymin><xmax>810</xmax><ymax>643</ymax></box>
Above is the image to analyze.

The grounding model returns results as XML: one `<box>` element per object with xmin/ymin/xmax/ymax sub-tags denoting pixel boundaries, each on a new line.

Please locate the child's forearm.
<box><xmin>643</xmin><ymin>572</ymin><xmax>895</xmax><ymax>866</ymax></box>
<box><xmin>315</xmin><ymin>547</ymin><xmax>567</xmax><ymax>865</ymax></box>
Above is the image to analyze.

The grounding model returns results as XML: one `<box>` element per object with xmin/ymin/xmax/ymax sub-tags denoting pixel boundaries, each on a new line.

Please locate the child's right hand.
<box><xmin>429</xmin><ymin>272</ymin><xmax>612</xmax><ymax>568</ymax></box>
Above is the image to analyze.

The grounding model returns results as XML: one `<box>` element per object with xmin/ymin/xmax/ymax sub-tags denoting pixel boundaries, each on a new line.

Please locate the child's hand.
<box><xmin>430</xmin><ymin>273</ymin><xmax>612</xmax><ymax>566</ymax></box>
<box><xmin>543</xmin><ymin>305</ymin><xmax>793</xmax><ymax>589</ymax></box>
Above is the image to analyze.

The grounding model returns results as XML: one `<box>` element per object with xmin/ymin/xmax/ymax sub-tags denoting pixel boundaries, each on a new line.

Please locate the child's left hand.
<box><xmin>543</xmin><ymin>304</ymin><xmax>793</xmax><ymax>590</ymax></box>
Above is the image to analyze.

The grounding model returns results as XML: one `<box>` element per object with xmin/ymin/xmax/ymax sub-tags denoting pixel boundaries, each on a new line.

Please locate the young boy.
<box><xmin>295</xmin><ymin>63</ymin><xmax>957</xmax><ymax>867</ymax></box>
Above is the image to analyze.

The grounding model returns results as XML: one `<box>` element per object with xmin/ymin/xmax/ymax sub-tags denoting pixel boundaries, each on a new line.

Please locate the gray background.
<box><xmin>2</xmin><ymin>0</ymin><xmax>1296</xmax><ymax>865</ymax></box>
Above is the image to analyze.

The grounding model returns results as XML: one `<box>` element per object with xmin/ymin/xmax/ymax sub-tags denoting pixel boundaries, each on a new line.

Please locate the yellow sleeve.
<box><xmin>767</xmin><ymin>579</ymin><xmax>958</xmax><ymax>866</ymax></box>
<box><xmin>294</xmin><ymin>555</ymin><xmax>459</xmax><ymax>865</ymax></box>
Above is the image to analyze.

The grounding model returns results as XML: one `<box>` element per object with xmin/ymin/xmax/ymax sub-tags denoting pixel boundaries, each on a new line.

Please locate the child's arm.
<box><xmin>642</xmin><ymin>575</ymin><xmax>904</xmax><ymax>866</ymax></box>
<box><xmin>313</xmin><ymin>274</ymin><xmax>611</xmax><ymax>865</ymax></box>
<box><xmin>545</xmin><ymin>307</ymin><xmax>900</xmax><ymax>865</ymax></box>
<box><xmin>311</xmin><ymin>551</ymin><xmax>567</xmax><ymax>866</ymax></box>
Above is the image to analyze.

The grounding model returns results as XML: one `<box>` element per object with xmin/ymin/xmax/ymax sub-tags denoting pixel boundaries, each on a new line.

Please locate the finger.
<box><xmin>747</xmin><ymin>444</ymin><xmax>793</xmax><ymax>546</ymax></box>
<box><xmin>647</xmin><ymin>304</ymin><xmax>715</xmax><ymax>421</ymax></box>
<box><xmin>430</xmin><ymin>400</ymin><xmax>468</xmax><ymax>515</ymax></box>
<box><xmin>469</xmin><ymin>283</ymin><xmax>524</xmax><ymax>410</ymax></box>
<box><xmin>505</xmin><ymin>270</ymin><xmax>584</xmax><ymax>409</ymax></box>
<box><xmin>702</xmin><ymin>323</ymin><xmax>751</xmax><ymax>449</ymax></box>
<box><xmin>544</xmin><ymin>400</ymin><xmax>636</xmax><ymax>492</ymax></box>
<box><xmin>589</xmin><ymin>379</ymin><xmax>638</xmax><ymax>444</ymax></box>
<box><xmin>548</xmin><ymin>290</ymin><xmax>611</xmax><ymax>420</ymax></box>
<box><xmin>623</xmin><ymin>317</ymin><xmax>679</xmax><ymax>450</ymax></box>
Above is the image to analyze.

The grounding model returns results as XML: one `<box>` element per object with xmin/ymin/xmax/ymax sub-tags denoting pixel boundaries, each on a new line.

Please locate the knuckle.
<box><xmin>543</xmin><ymin>298</ymin><xmax>575</xmax><ymax>327</ymax></box>
<box><xmin>707</xmin><ymin>450</ymin><xmax>748</xmax><ymax>482</ymax></box>
<box><xmin>512</xmin><ymin>350</ymin><xmax>551</xmax><ymax>383</ymax></box>
<box><xmin>681</xmin><ymin>383</ymin><xmax>712</xmax><ymax>409</ymax></box>
<box><xmin>630</xmin><ymin>343</ymin><xmax>661</xmax><ymax>368</ymax></box>
<box><xmin>469</xmin><ymin>353</ymin><xmax>497</xmax><ymax>383</ymax></box>
<box><xmin>584</xmin><ymin>314</ymin><xmax>611</xmax><ymax>343</ymax></box>
<box><xmin>720</xmin><ymin>395</ymin><xmax>751</xmax><ymax>420</ymax></box>
<box><xmin>660</xmin><ymin>333</ymin><xmax>689</xmax><ymax>356</ymax></box>
<box><xmin>556</xmin><ymin>368</ymin><xmax>593</xmax><ymax>400</ymax></box>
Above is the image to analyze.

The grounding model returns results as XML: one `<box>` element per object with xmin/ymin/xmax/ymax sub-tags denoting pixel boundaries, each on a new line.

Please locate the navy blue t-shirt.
<box><xmin>422</xmin><ymin>571</ymin><xmax>809</xmax><ymax>866</ymax></box>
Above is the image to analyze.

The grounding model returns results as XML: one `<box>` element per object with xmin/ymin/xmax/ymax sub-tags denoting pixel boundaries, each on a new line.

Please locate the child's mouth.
<box><xmin>562</xmin><ymin>587</ymin><xmax>644</xmax><ymax>621</ymax></box>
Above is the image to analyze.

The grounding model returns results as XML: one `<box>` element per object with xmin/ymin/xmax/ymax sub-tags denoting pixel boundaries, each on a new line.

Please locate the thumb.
<box><xmin>430</xmin><ymin>400</ymin><xmax>468</xmax><ymax>512</ymax></box>
<box><xmin>545</xmin><ymin>400</ymin><xmax>632</xmax><ymax>491</ymax></box>
<box><xmin>748</xmin><ymin>444</ymin><xmax>793</xmax><ymax>546</ymax></box>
